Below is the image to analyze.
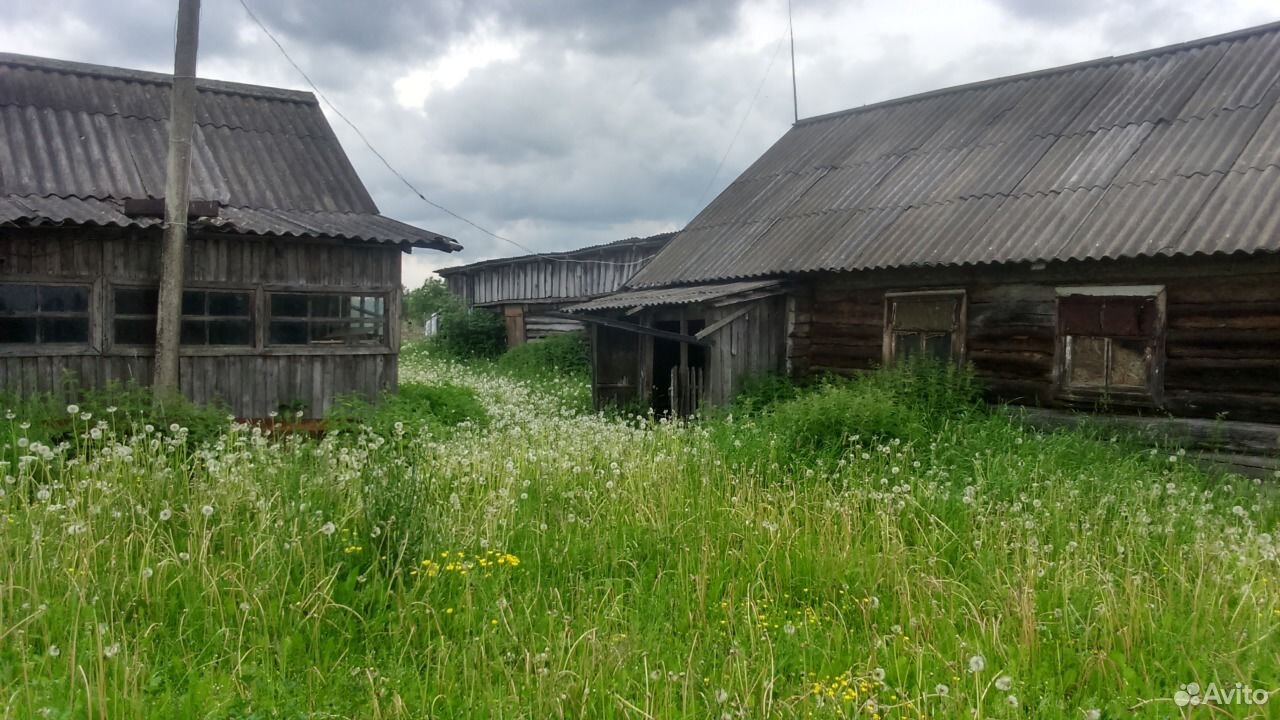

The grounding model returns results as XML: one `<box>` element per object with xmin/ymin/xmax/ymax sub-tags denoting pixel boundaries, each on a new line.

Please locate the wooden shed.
<box><xmin>573</xmin><ymin>22</ymin><xmax>1280</xmax><ymax>465</ymax></box>
<box><xmin>437</xmin><ymin>233</ymin><xmax>671</xmax><ymax>347</ymax></box>
<box><xmin>0</xmin><ymin>53</ymin><xmax>460</xmax><ymax>417</ymax></box>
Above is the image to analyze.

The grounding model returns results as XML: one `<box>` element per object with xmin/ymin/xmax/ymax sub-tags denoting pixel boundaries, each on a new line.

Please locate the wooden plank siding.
<box><xmin>789</xmin><ymin>256</ymin><xmax>1280</xmax><ymax>423</ymax></box>
<box><xmin>1</xmin><ymin>227</ymin><xmax>401</xmax><ymax>417</ymax></box>
<box><xmin>445</xmin><ymin>242</ymin><xmax>664</xmax><ymax>308</ymax></box>
<box><xmin>701</xmin><ymin>296</ymin><xmax>787</xmax><ymax>406</ymax></box>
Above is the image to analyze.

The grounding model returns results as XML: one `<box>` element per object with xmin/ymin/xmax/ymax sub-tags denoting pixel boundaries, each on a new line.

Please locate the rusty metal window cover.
<box><xmin>883</xmin><ymin>290</ymin><xmax>966</xmax><ymax>366</ymax></box>
<box><xmin>268</xmin><ymin>292</ymin><xmax>387</xmax><ymax>346</ymax></box>
<box><xmin>1056</xmin><ymin>286</ymin><xmax>1165</xmax><ymax>403</ymax></box>
<box><xmin>0</xmin><ymin>283</ymin><xmax>91</xmax><ymax>345</ymax></box>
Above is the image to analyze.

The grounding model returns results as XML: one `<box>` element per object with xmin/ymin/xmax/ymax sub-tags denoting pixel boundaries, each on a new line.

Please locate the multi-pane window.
<box><xmin>113</xmin><ymin>287</ymin><xmax>254</xmax><ymax>346</ymax></box>
<box><xmin>1057</xmin><ymin>288</ymin><xmax>1164</xmax><ymax>401</ymax></box>
<box><xmin>884</xmin><ymin>291</ymin><xmax>965</xmax><ymax>365</ymax></box>
<box><xmin>182</xmin><ymin>290</ymin><xmax>253</xmax><ymax>345</ymax></box>
<box><xmin>268</xmin><ymin>293</ymin><xmax>386</xmax><ymax>346</ymax></box>
<box><xmin>0</xmin><ymin>284</ymin><xmax>91</xmax><ymax>345</ymax></box>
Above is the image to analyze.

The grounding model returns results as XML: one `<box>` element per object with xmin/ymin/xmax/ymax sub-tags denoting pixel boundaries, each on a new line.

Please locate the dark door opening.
<box><xmin>651</xmin><ymin>318</ymin><xmax>707</xmax><ymax>416</ymax></box>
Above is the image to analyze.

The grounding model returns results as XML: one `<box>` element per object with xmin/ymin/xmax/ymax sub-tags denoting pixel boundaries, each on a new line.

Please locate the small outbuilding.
<box><xmin>572</xmin><ymin>22</ymin><xmax>1280</xmax><ymax>462</ymax></box>
<box><xmin>438</xmin><ymin>232</ymin><xmax>672</xmax><ymax>348</ymax></box>
<box><xmin>0</xmin><ymin>53</ymin><xmax>460</xmax><ymax>416</ymax></box>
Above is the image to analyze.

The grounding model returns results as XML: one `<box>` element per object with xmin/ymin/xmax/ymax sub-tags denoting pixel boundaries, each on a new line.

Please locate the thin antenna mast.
<box><xmin>788</xmin><ymin>0</ymin><xmax>798</xmax><ymax>123</ymax></box>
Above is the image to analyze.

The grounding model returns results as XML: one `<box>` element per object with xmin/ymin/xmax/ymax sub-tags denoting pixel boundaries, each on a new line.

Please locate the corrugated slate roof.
<box><xmin>567</xmin><ymin>279</ymin><xmax>782</xmax><ymax>313</ymax></box>
<box><xmin>630</xmin><ymin>21</ymin><xmax>1280</xmax><ymax>288</ymax></box>
<box><xmin>0</xmin><ymin>52</ymin><xmax>460</xmax><ymax>251</ymax></box>
<box><xmin>436</xmin><ymin>232</ymin><xmax>674</xmax><ymax>275</ymax></box>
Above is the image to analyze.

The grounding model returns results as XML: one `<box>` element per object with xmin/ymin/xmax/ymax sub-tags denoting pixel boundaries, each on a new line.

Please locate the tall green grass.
<box><xmin>0</xmin><ymin>356</ymin><xmax>1276</xmax><ymax>718</ymax></box>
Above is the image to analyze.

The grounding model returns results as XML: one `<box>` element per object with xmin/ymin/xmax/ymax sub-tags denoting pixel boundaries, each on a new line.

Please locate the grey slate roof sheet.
<box><xmin>567</xmin><ymin>279</ymin><xmax>782</xmax><ymax>313</ymax></box>
<box><xmin>0</xmin><ymin>53</ymin><xmax>459</xmax><ymax>251</ymax></box>
<box><xmin>629</xmin><ymin>21</ymin><xmax>1280</xmax><ymax>289</ymax></box>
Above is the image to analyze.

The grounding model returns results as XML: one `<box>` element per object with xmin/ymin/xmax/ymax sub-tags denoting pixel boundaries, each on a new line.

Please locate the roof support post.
<box><xmin>154</xmin><ymin>0</ymin><xmax>201</xmax><ymax>402</ymax></box>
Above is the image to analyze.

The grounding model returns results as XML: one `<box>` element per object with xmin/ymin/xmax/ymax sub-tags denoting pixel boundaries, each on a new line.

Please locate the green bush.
<box><xmin>733</xmin><ymin>360</ymin><xmax>982</xmax><ymax>467</ymax></box>
<box><xmin>496</xmin><ymin>331</ymin><xmax>590</xmax><ymax>379</ymax></box>
<box><xmin>728</xmin><ymin>373</ymin><xmax>805</xmax><ymax>414</ymax></box>
<box><xmin>327</xmin><ymin>382</ymin><xmax>488</xmax><ymax>438</ymax></box>
<box><xmin>431</xmin><ymin>306</ymin><xmax>506</xmax><ymax>359</ymax></box>
<box><xmin>401</xmin><ymin>277</ymin><xmax>455</xmax><ymax>325</ymax></box>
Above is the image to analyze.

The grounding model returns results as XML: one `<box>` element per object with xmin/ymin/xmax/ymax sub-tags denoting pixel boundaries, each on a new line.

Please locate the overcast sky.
<box><xmin>3</xmin><ymin>0</ymin><xmax>1276</xmax><ymax>287</ymax></box>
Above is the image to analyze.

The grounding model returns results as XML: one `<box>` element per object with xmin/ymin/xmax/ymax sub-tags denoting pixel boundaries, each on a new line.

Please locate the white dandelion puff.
<box><xmin>968</xmin><ymin>655</ymin><xmax>986</xmax><ymax>673</ymax></box>
<box><xmin>995</xmin><ymin>675</ymin><xmax>1013</xmax><ymax>691</ymax></box>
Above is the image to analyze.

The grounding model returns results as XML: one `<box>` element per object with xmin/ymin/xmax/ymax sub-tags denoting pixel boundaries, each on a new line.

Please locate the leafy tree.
<box><xmin>401</xmin><ymin>278</ymin><xmax>456</xmax><ymax>325</ymax></box>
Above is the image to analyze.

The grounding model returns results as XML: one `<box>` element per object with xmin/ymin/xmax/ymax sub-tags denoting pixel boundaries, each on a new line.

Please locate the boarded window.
<box><xmin>0</xmin><ymin>284</ymin><xmax>91</xmax><ymax>345</ymax></box>
<box><xmin>113</xmin><ymin>287</ymin><xmax>254</xmax><ymax>347</ymax></box>
<box><xmin>1058</xmin><ymin>291</ymin><xmax>1162</xmax><ymax>399</ymax></box>
<box><xmin>268</xmin><ymin>293</ymin><xmax>387</xmax><ymax>346</ymax></box>
<box><xmin>885</xmin><ymin>292</ymin><xmax>964</xmax><ymax>365</ymax></box>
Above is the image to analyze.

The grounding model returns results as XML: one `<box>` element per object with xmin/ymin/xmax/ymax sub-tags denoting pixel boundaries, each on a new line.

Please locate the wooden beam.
<box><xmin>124</xmin><ymin>198</ymin><xmax>220</xmax><ymax>218</ymax></box>
<box><xmin>695</xmin><ymin>305</ymin><xmax>751</xmax><ymax>340</ymax></box>
<box><xmin>548</xmin><ymin>311</ymin><xmax>710</xmax><ymax>346</ymax></box>
<box><xmin>153</xmin><ymin>0</ymin><xmax>201</xmax><ymax>400</ymax></box>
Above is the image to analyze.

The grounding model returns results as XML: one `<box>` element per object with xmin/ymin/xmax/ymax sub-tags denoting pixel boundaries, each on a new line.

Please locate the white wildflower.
<box><xmin>968</xmin><ymin>655</ymin><xmax>986</xmax><ymax>673</ymax></box>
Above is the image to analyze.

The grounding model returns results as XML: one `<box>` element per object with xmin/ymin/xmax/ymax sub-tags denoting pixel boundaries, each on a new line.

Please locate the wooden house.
<box><xmin>438</xmin><ymin>232</ymin><xmax>671</xmax><ymax>347</ymax></box>
<box><xmin>570</xmin><ymin>22</ymin><xmax>1280</xmax><ymax>462</ymax></box>
<box><xmin>0</xmin><ymin>53</ymin><xmax>460</xmax><ymax>417</ymax></box>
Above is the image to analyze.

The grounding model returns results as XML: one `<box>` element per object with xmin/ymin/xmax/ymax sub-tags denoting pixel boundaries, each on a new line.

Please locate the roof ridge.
<box><xmin>0</xmin><ymin>51</ymin><xmax>318</xmax><ymax>105</ymax></box>
<box><xmin>795</xmin><ymin>20</ymin><xmax>1280</xmax><ymax>128</ymax></box>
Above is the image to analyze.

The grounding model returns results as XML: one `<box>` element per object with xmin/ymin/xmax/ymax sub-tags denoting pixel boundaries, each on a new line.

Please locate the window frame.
<box><xmin>107</xmin><ymin>283</ymin><xmax>258</xmax><ymax>351</ymax></box>
<box><xmin>1054</xmin><ymin>285</ymin><xmax>1166</xmax><ymax>406</ymax></box>
<box><xmin>266</xmin><ymin>291</ymin><xmax>390</xmax><ymax>348</ymax></box>
<box><xmin>882</xmin><ymin>289</ymin><xmax>967</xmax><ymax>367</ymax></box>
<box><xmin>0</xmin><ymin>281</ymin><xmax>95</xmax><ymax>352</ymax></box>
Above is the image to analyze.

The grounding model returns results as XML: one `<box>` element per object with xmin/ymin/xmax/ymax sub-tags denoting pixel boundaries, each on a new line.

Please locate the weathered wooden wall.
<box><xmin>444</xmin><ymin>240</ymin><xmax>664</xmax><ymax>307</ymax></box>
<box><xmin>702</xmin><ymin>296</ymin><xmax>787</xmax><ymax>406</ymax></box>
<box><xmin>0</xmin><ymin>227</ymin><xmax>401</xmax><ymax>417</ymax></box>
<box><xmin>789</xmin><ymin>255</ymin><xmax>1280</xmax><ymax>423</ymax></box>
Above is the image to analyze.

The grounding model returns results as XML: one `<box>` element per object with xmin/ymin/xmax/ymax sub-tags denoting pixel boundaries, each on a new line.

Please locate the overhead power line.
<box><xmin>696</xmin><ymin>33</ymin><xmax>787</xmax><ymax>209</ymax></box>
<box><xmin>236</xmin><ymin>0</ymin><xmax>652</xmax><ymax>267</ymax></box>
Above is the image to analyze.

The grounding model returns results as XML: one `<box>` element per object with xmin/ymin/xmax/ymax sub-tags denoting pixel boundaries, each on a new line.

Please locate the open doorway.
<box><xmin>651</xmin><ymin>318</ymin><xmax>707</xmax><ymax>416</ymax></box>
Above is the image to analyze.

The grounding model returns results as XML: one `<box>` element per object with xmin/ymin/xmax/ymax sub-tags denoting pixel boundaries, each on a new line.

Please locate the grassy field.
<box><xmin>1</xmin><ymin>348</ymin><xmax>1278</xmax><ymax>719</ymax></box>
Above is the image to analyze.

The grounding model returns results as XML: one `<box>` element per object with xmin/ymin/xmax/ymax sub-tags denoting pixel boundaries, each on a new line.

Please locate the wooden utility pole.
<box><xmin>154</xmin><ymin>0</ymin><xmax>202</xmax><ymax>400</ymax></box>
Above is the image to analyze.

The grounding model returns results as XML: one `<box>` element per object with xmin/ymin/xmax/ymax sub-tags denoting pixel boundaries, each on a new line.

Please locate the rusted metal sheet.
<box><xmin>628</xmin><ymin>22</ymin><xmax>1280</xmax><ymax>290</ymax></box>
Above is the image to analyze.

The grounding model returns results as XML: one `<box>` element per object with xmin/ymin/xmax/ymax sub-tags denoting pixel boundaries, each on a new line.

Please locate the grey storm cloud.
<box><xmin>5</xmin><ymin>0</ymin><xmax>1277</xmax><ymax>283</ymax></box>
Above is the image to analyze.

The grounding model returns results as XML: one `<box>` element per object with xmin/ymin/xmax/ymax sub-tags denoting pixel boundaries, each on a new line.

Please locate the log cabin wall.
<box><xmin>0</xmin><ymin>227</ymin><xmax>402</xmax><ymax>418</ymax></box>
<box><xmin>788</xmin><ymin>254</ymin><xmax>1280</xmax><ymax>424</ymax></box>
